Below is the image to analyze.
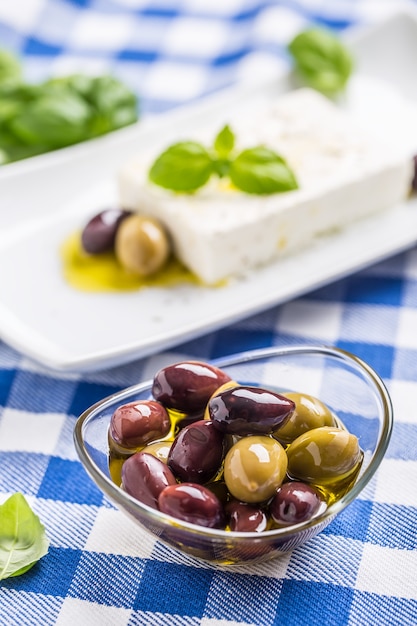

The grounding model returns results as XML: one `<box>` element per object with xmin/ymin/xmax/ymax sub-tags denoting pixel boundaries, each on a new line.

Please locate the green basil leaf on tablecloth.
<box><xmin>0</xmin><ymin>493</ymin><xmax>49</xmax><ymax>580</ymax></box>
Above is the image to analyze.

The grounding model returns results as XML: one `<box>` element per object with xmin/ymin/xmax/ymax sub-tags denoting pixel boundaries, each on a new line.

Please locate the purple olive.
<box><xmin>226</xmin><ymin>500</ymin><xmax>268</xmax><ymax>533</ymax></box>
<box><xmin>412</xmin><ymin>155</ymin><xmax>417</xmax><ymax>192</ymax></box>
<box><xmin>158</xmin><ymin>483</ymin><xmax>225</xmax><ymax>528</ymax></box>
<box><xmin>270</xmin><ymin>481</ymin><xmax>325</xmax><ymax>526</ymax></box>
<box><xmin>167</xmin><ymin>420</ymin><xmax>225</xmax><ymax>483</ymax></box>
<box><xmin>109</xmin><ymin>400</ymin><xmax>170</xmax><ymax>450</ymax></box>
<box><xmin>81</xmin><ymin>208</ymin><xmax>132</xmax><ymax>254</ymax></box>
<box><xmin>152</xmin><ymin>361</ymin><xmax>232</xmax><ymax>413</ymax></box>
<box><xmin>208</xmin><ymin>385</ymin><xmax>295</xmax><ymax>435</ymax></box>
<box><xmin>121</xmin><ymin>452</ymin><xmax>177</xmax><ymax>509</ymax></box>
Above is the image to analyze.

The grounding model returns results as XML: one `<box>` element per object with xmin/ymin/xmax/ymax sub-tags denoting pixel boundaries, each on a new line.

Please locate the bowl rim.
<box><xmin>73</xmin><ymin>344</ymin><xmax>393</xmax><ymax>540</ymax></box>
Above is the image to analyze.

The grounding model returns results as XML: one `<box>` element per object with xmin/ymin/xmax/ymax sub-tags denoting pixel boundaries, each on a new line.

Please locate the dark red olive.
<box><xmin>81</xmin><ymin>208</ymin><xmax>132</xmax><ymax>254</ymax></box>
<box><xmin>412</xmin><ymin>155</ymin><xmax>417</xmax><ymax>192</ymax></box>
<box><xmin>226</xmin><ymin>500</ymin><xmax>268</xmax><ymax>533</ymax></box>
<box><xmin>152</xmin><ymin>361</ymin><xmax>232</xmax><ymax>413</ymax></box>
<box><xmin>270</xmin><ymin>481</ymin><xmax>325</xmax><ymax>525</ymax></box>
<box><xmin>158</xmin><ymin>483</ymin><xmax>225</xmax><ymax>528</ymax></box>
<box><xmin>121</xmin><ymin>452</ymin><xmax>177</xmax><ymax>509</ymax></box>
<box><xmin>109</xmin><ymin>400</ymin><xmax>171</xmax><ymax>449</ymax></box>
<box><xmin>208</xmin><ymin>385</ymin><xmax>295</xmax><ymax>435</ymax></box>
<box><xmin>167</xmin><ymin>420</ymin><xmax>225</xmax><ymax>484</ymax></box>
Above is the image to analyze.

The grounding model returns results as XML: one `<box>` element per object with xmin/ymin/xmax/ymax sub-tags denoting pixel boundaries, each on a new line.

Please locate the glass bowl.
<box><xmin>73</xmin><ymin>345</ymin><xmax>393</xmax><ymax>566</ymax></box>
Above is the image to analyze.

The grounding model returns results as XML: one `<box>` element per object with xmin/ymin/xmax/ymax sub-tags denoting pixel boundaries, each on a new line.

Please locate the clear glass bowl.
<box><xmin>73</xmin><ymin>345</ymin><xmax>393</xmax><ymax>566</ymax></box>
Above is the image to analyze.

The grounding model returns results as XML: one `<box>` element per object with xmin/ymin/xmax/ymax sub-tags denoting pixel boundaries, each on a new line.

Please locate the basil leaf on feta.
<box><xmin>214</xmin><ymin>124</ymin><xmax>235</xmax><ymax>158</ymax></box>
<box><xmin>149</xmin><ymin>128</ymin><xmax>298</xmax><ymax>195</ymax></box>
<box><xmin>288</xmin><ymin>27</ymin><xmax>353</xmax><ymax>96</ymax></box>
<box><xmin>149</xmin><ymin>141</ymin><xmax>215</xmax><ymax>192</ymax></box>
<box><xmin>229</xmin><ymin>147</ymin><xmax>298</xmax><ymax>194</ymax></box>
<box><xmin>0</xmin><ymin>493</ymin><xmax>49</xmax><ymax>580</ymax></box>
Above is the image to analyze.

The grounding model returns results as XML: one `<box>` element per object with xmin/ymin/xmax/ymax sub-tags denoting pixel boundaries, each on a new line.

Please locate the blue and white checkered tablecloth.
<box><xmin>1</xmin><ymin>1</ymin><xmax>417</xmax><ymax>625</ymax></box>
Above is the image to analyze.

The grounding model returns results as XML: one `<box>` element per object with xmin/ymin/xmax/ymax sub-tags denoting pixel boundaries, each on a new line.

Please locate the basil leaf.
<box><xmin>0</xmin><ymin>493</ymin><xmax>49</xmax><ymax>580</ymax></box>
<box><xmin>214</xmin><ymin>124</ymin><xmax>235</xmax><ymax>158</ymax></box>
<box><xmin>288</xmin><ymin>27</ymin><xmax>353</xmax><ymax>95</ymax></box>
<box><xmin>0</xmin><ymin>50</ymin><xmax>139</xmax><ymax>166</ymax></box>
<box><xmin>149</xmin><ymin>141</ymin><xmax>215</xmax><ymax>192</ymax></box>
<box><xmin>213</xmin><ymin>158</ymin><xmax>231</xmax><ymax>179</ymax></box>
<box><xmin>85</xmin><ymin>75</ymin><xmax>139</xmax><ymax>136</ymax></box>
<box><xmin>0</xmin><ymin>148</ymin><xmax>9</xmax><ymax>165</ymax></box>
<box><xmin>0</xmin><ymin>49</ymin><xmax>22</xmax><ymax>86</ymax></box>
<box><xmin>10</xmin><ymin>88</ymin><xmax>93</xmax><ymax>148</ymax></box>
<box><xmin>44</xmin><ymin>74</ymin><xmax>139</xmax><ymax>135</ymax></box>
<box><xmin>229</xmin><ymin>147</ymin><xmax>298</xmax><ymax>194</ymax></box>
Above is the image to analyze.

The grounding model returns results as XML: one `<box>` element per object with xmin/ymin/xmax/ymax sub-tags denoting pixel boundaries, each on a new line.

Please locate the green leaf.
<box><xmin>43</xmin><ymin>75</ymin><xmax>139</xmax><ymax>138</ymax></box>
<box><xmin>214</xmin><ymin>124</ymin><xmax>235</xmax><ymax>158</ymax></box>
<box><xmin>149</xmin><ymin>141</ymin><xmax>215</xmax><ymax>192</ymax></box>
<box><xmin>0</xmin><ymin>148</ymin><xmax>9</xmax><ymax>165</ymax></box>
<box><xmin>288</xmin><ymin>27</ymin><xmax>353</xmax><ymax>96</ymax></box>
<box><xmin>0</xmin><ymin>83</ymin><xmax>39</xmax><ymax>122</ymax></box>
<box><xmin>0</xmin><ymin>49</ymin><xmax>22</xmax><ymax>86</ymax></box>
<box><xmin>9</xmin><ymin>88</ymin><xmax>92</xmax><ymax>148</ymax></box>
<box><xmin>84</xmin><ymin>75</ymin><xmax>139</xmax><ymax>136</ymax></box>
<box><xmin>0</xmin><ymin>143</ymin><xmax>47</xmax><ymax>163</ymax></box>
<box><xmin>0</xmin><ymin>61</ymin><xmax>139</xmax><ymax>166</ymax></box>
<box><xmin>45</xmin><ymin>73</ymin><xmax>95</xmax><ymax>98</ymax></box>
<box><xmin>88</xmin><ymin>76</ymin><xmax>138</xmax><ymax>114</ymax></box>
<box><xmin>0</xmin><ymin>493</ymin><xmax>49</xmax><ymax>580</ymax></box>
<box><xmin>229</xmin><ymin>146</ymin><xmax>298</xmax><ymax>194</ymax></box>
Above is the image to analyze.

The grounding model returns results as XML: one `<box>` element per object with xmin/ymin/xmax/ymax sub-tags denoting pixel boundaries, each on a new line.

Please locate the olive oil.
<box><xmin>61</xmin><ymin>231</ymin><xmax>201</xmax><ymax>292</ymax></box>
<box><xmin>108</xmin><ymin>406</ymin><xmax>192</xmax><ymax>486</ymax></box>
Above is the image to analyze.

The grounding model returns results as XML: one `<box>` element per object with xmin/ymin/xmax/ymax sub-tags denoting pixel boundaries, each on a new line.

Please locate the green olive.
<box><xmin>223</xmin><ymin>435</ymin><xmax>287</xmax><ymax>503</ymax></box>
<box><xmin>286</xmin><ymin>426</ymin><xmax>362</xmax><ymax>485</ymax></box>
<box><xmin>142</xmin><ymin>440</ymin><xmax>172</xmax><ymax>463</ymax></box>
<box><xmin>273</xmin><ymin>391</ymin><xmax>337</xmax><ymax>444</ymax></box>
<box><xmin>115</xmin><ymin>214</ymin><xmax>170</xmax><ymax>276</ymax></box>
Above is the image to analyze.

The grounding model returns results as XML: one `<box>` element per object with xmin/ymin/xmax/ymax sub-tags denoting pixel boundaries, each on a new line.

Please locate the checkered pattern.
<box><xmin>0</xmin><ymin>0</ymin><xmax>413</xmax><ymax>114</ymax></box>
<box><xmin>1</xmin><ymin>1</ymin><xmax>417</xmax><ymax>625</ymax></box>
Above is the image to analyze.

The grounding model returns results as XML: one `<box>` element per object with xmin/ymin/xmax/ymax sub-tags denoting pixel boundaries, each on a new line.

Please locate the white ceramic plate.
<box><xmin>2</xmin><ymin>9</ymin><xmax>417</xmax><ymax>372</ymax></box>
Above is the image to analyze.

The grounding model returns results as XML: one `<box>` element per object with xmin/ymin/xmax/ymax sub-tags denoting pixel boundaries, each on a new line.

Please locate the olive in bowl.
<box><xmin>74</xmin><ymin>346</ymin><xmax>393</xmax><ymax>566</ymax></box>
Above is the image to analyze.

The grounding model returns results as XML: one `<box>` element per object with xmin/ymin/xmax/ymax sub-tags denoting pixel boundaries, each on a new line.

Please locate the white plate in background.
<box><xmin>1</xmin><ymin>9</ymin><xmax>417</xmax><ymax>372</ymax></box>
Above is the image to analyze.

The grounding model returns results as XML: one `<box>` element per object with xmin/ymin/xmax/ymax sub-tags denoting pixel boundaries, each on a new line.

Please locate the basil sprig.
<box><xmin>149</xmin><ymin>125</ymin><xmax>298</xmax><ymax>195</ymax></box>
<box><xmin>0</xmin><ymin>493</ymin><xmax>49</xmax><ymax>579</ymax></box>
<box><xmin>288</xmin><ymin>27</ymin><xmax>353</xmax><ymax>96</ymax></box>
<box><xmin>0</xmin><ymin>48</ymin><xmax>139</xmax><ymax>165</ymax></box>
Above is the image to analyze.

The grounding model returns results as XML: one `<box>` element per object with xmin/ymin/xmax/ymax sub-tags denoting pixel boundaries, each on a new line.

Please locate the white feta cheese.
<box><xmin>118</xmin><ymin>88</ymin><xmax>413</xmax><ymax>284</ymax></box>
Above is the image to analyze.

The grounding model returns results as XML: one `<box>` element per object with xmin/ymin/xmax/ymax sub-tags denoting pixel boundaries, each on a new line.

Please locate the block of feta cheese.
<box><xmin>118</xmin><ymin>88</ymin><xmax>413</xmax><ymax>284</ymax></box>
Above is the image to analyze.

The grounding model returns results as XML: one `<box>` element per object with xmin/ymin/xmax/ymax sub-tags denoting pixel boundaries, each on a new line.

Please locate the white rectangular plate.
<box><xmin>2</xmin><ymin>9</ymin><xmax>417</xmax><ymax>372</ymax></box>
